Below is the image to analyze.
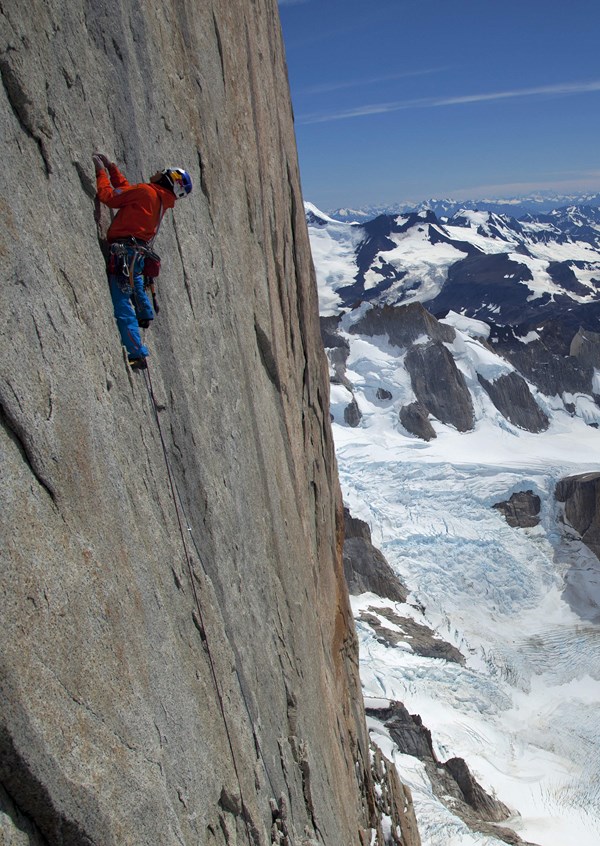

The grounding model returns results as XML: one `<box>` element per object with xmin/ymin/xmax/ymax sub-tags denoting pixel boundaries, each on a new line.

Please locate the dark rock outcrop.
<box><xmin>368</xmin><ymin>703</ymin><xmax>436</xmax><ymax>762</ymax></box>
<box><xmin>427</xmin><ymin>252</ymin><xmax>536</xmax><ymax>325</ymax></box>
<box><xmin>359</xmin><ymin>607</ymin><xmax>465</xmax><ymax>664</ymax></box>
<box><xmin>405</xmin><ymin>342</ymin><xmax>475</xmax><ymax>432</ymax></box>
<box><xmin>0</xmin><ymin>2</ymin><xmax>418</xmax><ymax>844</ymax></box>
<box><xmin>443</xmin><ymin>757</ymin><xmax>511</xmax><ymax>823</ymax></box>
<box><xmin>556</xmin><ymin>473</ymin><xmax>600</xmax><ymax>561</ymax></box>
<box><xmin>547</xmin><ymin>261</ymin><xmax>592</xmax><ymax>297</ymax></box>
<box><xmin>493</xmin><ymin>491</ymin><xmax>541</xmax><ymax>528</ymax></box>
<box><xmin>478</xmin><ymin>372</ymin><xmax>549</xmax><ymax>432</ymax></box>
<box><xmin>350</xmin><ymin>302</ymin><xmax>455</xmax><ymax>348</ymax></box>
<box><xmin>366</xmin><ymin>703</ymin><xmax>537</xmax><ymax>845</ymax></box>
<box><xmin>344</xmin><ymin>397</ymin><xmax>362</xmax><ymax>427</ymax></box>
<box><xmin>489</xmin><ymin>317</ymin><xmax>599</xmax><ymax>398</ymax></box>
<box><xmin>570</xmin><ymin>326</ymin><xmax>600</xmax><ymax>369</ymax></box>
<box><xmin>343</xmin><ymin>509</ymin><xmax>408</xmax><ymax>603</ymax></box>
<box><xmin>399</xmin><ymin>401</ymin><xmax>437</xmax><ymax>441</ymax></box>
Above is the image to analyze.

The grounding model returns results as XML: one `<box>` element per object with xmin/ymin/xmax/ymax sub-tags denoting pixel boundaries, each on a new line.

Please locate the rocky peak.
<box><xmin>350</xmin><ymin>301</ymin><xmax>455</xmax><ymax>348</ymax></box>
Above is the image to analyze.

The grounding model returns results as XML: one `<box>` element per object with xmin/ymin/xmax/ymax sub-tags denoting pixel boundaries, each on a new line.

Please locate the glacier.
<box><xmin>336</xmin><ymin>394</ymin><xmax>600</xmax><ymax>846</ymax></box>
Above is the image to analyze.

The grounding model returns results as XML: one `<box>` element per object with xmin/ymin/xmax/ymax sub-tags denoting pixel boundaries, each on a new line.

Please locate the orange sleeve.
<box><xmin>96</xmin><ymin>173</ymin><xmax>149</xmax><ymax>210</ymax></box>
<box><xmin>107</xmin><ymin>163</ymin><xmax>130</xmax><ymax>189</ymax></box>
<box><xmin>95</xmin><ymin>168</ymin><xmax>112</xmax><ymax>199</ymax></box>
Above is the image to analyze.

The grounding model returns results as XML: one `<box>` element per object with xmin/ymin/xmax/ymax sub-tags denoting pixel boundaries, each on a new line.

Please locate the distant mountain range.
<box><xmin>307</xmin><ymin>199</ymin><xmax>600</xmax><ymax>422</ymax></box>
<box><xmin>329</xmin><ymin>192</ymin><xmax>600</xmax><ymax>222</ymax></box>
<box><xmin>306</xmin><ymin>201</ymin><xmax>600</xmax><ymax>329</ymax></box>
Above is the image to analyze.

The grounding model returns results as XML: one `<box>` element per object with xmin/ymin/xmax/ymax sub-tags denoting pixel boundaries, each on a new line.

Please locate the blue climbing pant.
<box><xmin>107</xmin><ymin>246</ymin><xmax>154</xmax><ymax>360</ymax></box>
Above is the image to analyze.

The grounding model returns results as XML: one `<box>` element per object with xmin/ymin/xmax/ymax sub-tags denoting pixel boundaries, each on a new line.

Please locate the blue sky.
<box><xmin>278</xmin><ymin>0</ymin><xmax>600</xmax><ymax>209</ymax></box>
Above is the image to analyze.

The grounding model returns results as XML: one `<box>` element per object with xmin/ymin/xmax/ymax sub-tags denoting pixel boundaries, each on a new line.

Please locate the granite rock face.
<box><xmin>0</xmin><ymin>2</ymin><xmax>418</xmax><ymax>845</ymax></box>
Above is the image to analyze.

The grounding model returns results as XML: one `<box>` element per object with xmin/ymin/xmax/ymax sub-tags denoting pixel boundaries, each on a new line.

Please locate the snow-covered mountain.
<box><xmin>307</xmin><ymin>201</ymin><xmax>600</xmax><ymax>321</ymax></box>
<box><xmin>329</xmin><ymin>192</ymin><xmax>600</xmax><ymax>222</ymax></box>
<box><xmin>308</xmin><ymin>199</ymin><xmax>600</xmax><ymax>845</ymax></box>
<box><xmin>308</xmin><ymin>200</ymin><xmax>600</xmax><ymax>410</ymax></box>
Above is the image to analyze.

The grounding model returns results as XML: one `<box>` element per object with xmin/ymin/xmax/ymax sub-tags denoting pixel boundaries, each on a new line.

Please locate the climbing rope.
<box><xmin>141</xmin><ymin>363</ymin><xmax>279</xmax><ymax>838</ymax></box>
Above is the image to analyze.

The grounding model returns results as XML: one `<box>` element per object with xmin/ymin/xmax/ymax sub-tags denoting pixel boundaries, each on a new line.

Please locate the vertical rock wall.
<box><xmin>0</xmin><ymin>2</ymin><xmax>418</xmax><ymax>844</ymax></box>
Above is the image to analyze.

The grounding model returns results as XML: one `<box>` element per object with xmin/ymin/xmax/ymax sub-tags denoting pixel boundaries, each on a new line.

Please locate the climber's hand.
<box><xmin>93</xmin><ymin>153</ymin><xmax>113</xmax><ymax>172</ymax></box>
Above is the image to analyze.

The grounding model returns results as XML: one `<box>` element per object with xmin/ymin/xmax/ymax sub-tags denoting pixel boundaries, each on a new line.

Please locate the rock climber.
<box><xmin>93</xmin><ymin>154</ymin><xmax>192</xmax><ymax>370</ymax></box>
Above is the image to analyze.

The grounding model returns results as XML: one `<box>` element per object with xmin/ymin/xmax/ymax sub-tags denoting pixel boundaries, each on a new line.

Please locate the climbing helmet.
<box><xmin>162</xmin><ymin>168</ymin><xmax>193</xmax><ymax>199</ymax></box>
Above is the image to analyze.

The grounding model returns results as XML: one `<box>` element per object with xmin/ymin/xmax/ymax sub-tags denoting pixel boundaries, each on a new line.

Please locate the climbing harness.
<box><xmin>142</xmin><ymin>364</ymin><xmax>279</xmax><ymax>840</ymax></box>
<box><xmin>108</xmin><ymin>197</ymin><xmax>165</xmax><ymax>303</ymax></box>
<box><xmin>108</xmin><ymin>239</ymin><xmax>159</xmax><ymax>279</ymax></box>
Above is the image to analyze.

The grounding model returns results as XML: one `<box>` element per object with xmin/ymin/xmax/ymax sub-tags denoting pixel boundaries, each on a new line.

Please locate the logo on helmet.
<box><xmin>162</xmin><ymin>168</ymin><xmax>193</xmax><ymax>199</ymax></box>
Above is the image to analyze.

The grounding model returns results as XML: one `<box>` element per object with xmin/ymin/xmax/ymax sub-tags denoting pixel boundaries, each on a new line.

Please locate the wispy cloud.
<box><xmin>299</xmin><ymin>79</ymin><xmax>600</xmax><ymax>124</ymax></box>
<box><xmin>438</xmin><ymin>79</ymin><xmax>600</xmax><ymax>106</ymax></box>
<box><xmin>305</xmin><ymin>67</ymin><xmax>447</xmax><ymax>96</ymax></box>
<box><xmin>299</xmin><ymin>97</ymin><xmax>437</xmax><ymax>124</ymax></box>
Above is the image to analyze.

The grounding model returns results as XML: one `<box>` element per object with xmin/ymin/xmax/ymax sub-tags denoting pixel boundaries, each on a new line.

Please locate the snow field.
<box><xmin>328</xmin><ymin>320</ymin><xmax>600</xmax><ymax>844</ymax></box>
<box><xmin>340</xmin><ymin>434</ymin><xmax>600</xmax><ymax>845</ymax></box>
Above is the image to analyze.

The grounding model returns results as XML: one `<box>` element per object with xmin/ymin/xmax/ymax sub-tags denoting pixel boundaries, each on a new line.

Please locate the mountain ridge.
<box><xmin>329</xmin><ymin>191</ymin><xmax>600</xmax><ymax>222</ymax></box>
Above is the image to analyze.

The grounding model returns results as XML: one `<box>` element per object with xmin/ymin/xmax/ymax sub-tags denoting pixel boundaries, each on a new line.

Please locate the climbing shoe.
<box><xmin>128</xmin><ymin>356</ymin><xmax>148</xmax><ymax>371</ymax></box>
<box><xmin>138</xmin><ymin>319</ymin><xmax>152</xmax><ymax>329</ymax></box>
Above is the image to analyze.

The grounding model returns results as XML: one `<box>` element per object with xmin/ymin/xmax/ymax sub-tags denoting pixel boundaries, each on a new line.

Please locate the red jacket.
<box><xmin>96</xmin><ymin>164</ymin><xmax>175</xmax><ymax>243</ymax></box>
